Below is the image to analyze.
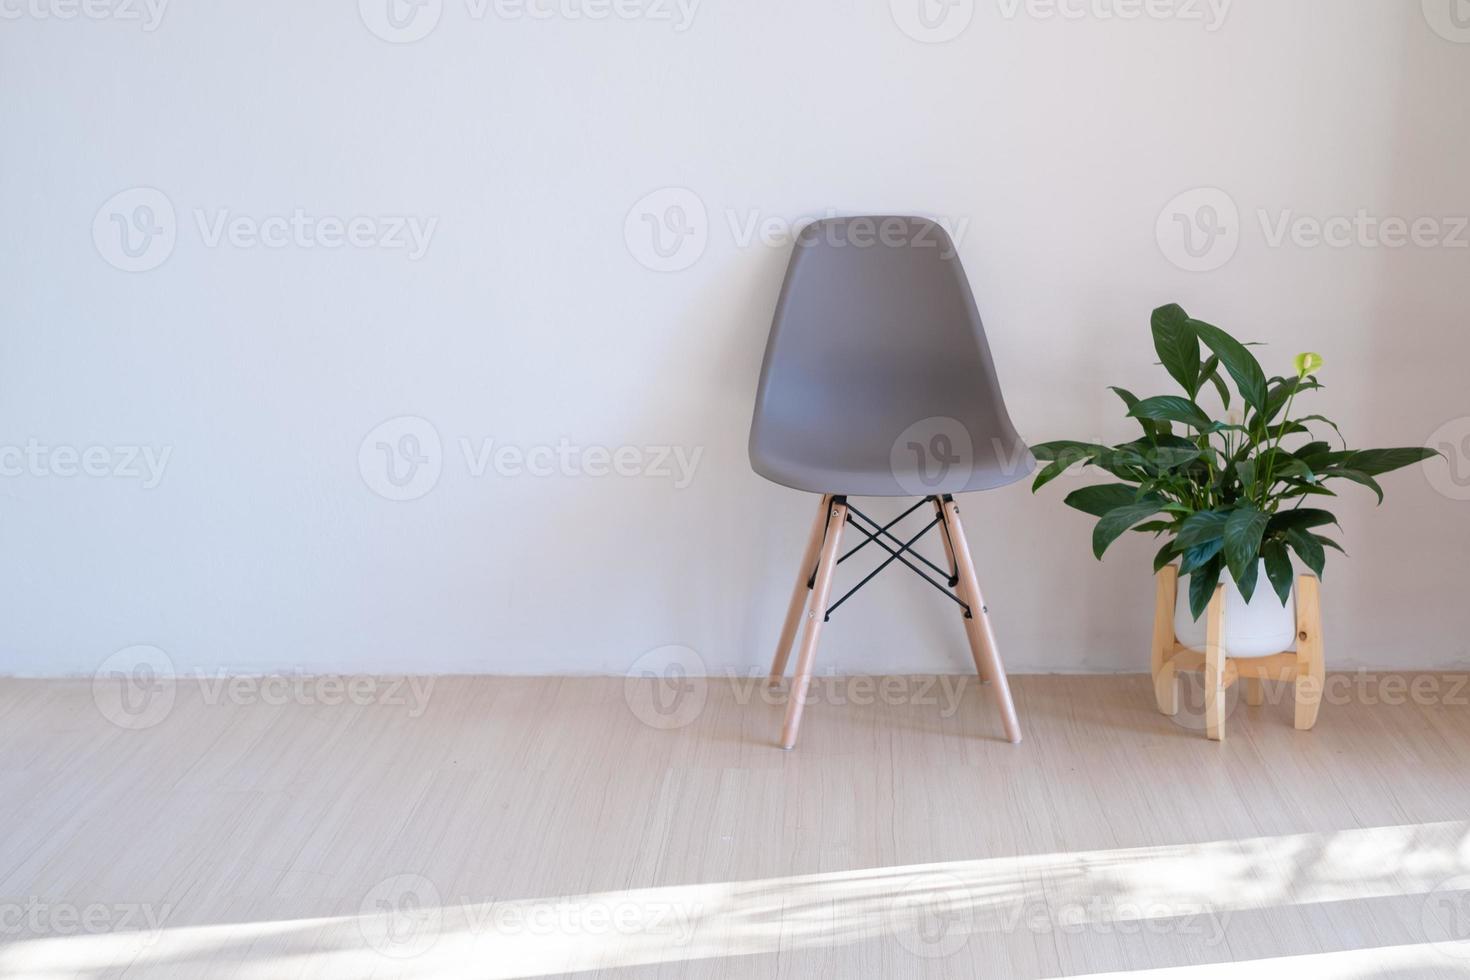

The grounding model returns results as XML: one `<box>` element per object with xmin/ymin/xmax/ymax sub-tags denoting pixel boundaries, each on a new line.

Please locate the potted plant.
<box><xmin>1030</xmin><ymin>303</ymin><xmax>1436</xmax><ymax>658</ymax></box>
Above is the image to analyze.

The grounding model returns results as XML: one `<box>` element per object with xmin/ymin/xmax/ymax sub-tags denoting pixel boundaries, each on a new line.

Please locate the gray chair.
<box><xmin>749</xmin><ymin>215</ymin><xmax>1033</xmax><ymax>748</ymax></box>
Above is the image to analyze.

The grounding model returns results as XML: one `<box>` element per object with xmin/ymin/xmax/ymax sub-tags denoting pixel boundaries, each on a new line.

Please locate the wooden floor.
<box><xmin>4</xmin><ymin>673</ymin><xmax>1470</xmax><ymax>979</ymax></box>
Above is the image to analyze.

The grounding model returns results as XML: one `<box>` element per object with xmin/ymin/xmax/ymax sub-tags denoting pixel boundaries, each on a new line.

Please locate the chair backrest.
<box><xmin>749</xmin><ymin>216</ymin><xmax>1032</xmax><ymax>497</ymax></box>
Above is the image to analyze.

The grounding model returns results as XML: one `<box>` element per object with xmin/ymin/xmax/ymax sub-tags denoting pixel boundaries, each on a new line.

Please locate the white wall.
<box><xmin>2</xmin><ymin>0</ymin><xmax>1468</xmax><ymax>677</ymax></box>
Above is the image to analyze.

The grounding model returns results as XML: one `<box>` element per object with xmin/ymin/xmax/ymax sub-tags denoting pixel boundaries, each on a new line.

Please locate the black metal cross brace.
<box><xmin>819</xmin><ymin>497</ymin><xmax>973</xmax><ymax>622</ymax></box>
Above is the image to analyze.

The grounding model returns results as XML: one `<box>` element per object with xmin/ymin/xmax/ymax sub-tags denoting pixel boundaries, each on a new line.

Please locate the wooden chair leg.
<box><xmin>933</xmin><ymin>498</ymin><xmax>992</xmax><ymax>686</ymax></box>
<box><xmin>1204</xmin><ymin>585</ymin><xmax>1226</xmax><ymax>741</ymax></box>
<box><xmin>779</xmin><ymin>499</ymin><xmax>848</xmax><ymax>750</ymax></box>
<box><xmin>1294</xmin><ymin>575</ymin><xmax>1324</xmax><ymax>731</ymax></box>
<box><xmin>1245</xmin><ymin>677</ymin><xmax>1265</xmax><ymax>706</ymax></box>
<box><xmin>1151</xmin><ymin>567</ymin><xmax>1179</xmax><ymax>715</ymax></box>
<box><xmin>939</xmin><ymin>497</ymin><xmax>1022</xmax><ymax>744</ymax></box>
<box><xmin>768</xmin><ymin>494</ymin><xmax>834</xmax><ymax>685</ymax></box>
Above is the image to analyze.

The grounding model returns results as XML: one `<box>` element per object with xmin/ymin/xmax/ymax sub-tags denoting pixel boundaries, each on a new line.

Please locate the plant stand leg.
<box><xmin>933</xmin><ymin>498</ymin><xmax>992</xmax><ymax>686</ymax></box>
<box><xmin>1294</xmin><ymin>575</ymin><xmax>1325</xmax><ymax>731</ymax></box>
<box><xmin>1151</xmin><ymin>567</ymin><xmax>1179</xmax><ymax>715</ymax></box>
<box><xmin>940</xmin><ymin>497</ymin><xmax>1022</xmax><ymax>744</ymax></box>
<box><xmin>768</xmin><ymin>494</ymin><xmax>833</xmax><ymax>686</ymax></box>
<box><xmin>779</xmin><ymin>499</ymin><xmax>848</xmax><ymax>750</ymax></box>
<box><xmin>1205</xmin><ymin>585</ymin><xmax>1227</xmax><ymax>742</ymax></box>
<box><xmin>1245</xmin><ymin>678</ymin><xmax>1265</xmax><ymax>706</ymax></box>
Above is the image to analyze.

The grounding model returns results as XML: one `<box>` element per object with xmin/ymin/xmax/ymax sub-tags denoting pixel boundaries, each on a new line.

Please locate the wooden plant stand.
<box><xmin>1149</xmin><ymin>565</ymin><xmax>1324</xmax><ymax>741</ymax></box>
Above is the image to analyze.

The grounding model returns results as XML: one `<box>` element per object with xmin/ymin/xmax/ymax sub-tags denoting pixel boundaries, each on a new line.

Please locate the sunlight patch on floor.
<box><xmin>1057</xmin><ymin>939</ymin><xmax>1470</xmax><ymax>978</ymax></box>
<box><xmin>3</xmin><ymin>820</ymin><xmax>1469</xmax><ymax>979</ymax></box>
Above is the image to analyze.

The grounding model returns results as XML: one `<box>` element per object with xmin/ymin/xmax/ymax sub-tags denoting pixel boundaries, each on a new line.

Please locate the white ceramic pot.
<box><xmin>1174</xmin><ymin>559</ymin><xmax>1296</xmax><ymax>659</ymax></box>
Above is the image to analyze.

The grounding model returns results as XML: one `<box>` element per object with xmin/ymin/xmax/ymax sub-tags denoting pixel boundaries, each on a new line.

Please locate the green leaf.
<box><xmin>1063</xmin><ymin>483</ymin><xmax>1140</xmax><ymax>518</ymax></box>
<box><xmin>1179</xmin><ymin>538</ymin><xmax>1224</xmax><ymax>574</ymax></box>
<box><xmin>1295</xmin><ymin>416</ymin><xmax>1346</xmax><ymax>449</ymax></box>
<box><xmin>1340</xmin><ymin>447</ymin><xmax>1439</xmax><ymax>477</ymax></box>
<box><xmin>1197</xmin><ymin>354</ymin><xmax>1231</xmax><ymax>408</ymax></box>
<box><xmin>1151</xmin><ymin>304</ymin><xmax>1200</xmax><ymax>395</ymax></box>
<box><xmin>1234</xmin><ymin>553</ymin><xmax>1261</xmax><ymax>603</ymax></box>
<box><xmin>1152</xmin><ymin>540</ymin><xmax>1178</xmax><ymax>573</ymax></box>
<box><xmin>1268</xmin><ymin>508</ymin><xmax>1339</xmax><ymax>533</ymax></box>
<box><xmin>1285</xmin><ymin>527</ymin><xmax>1325</xmax><ymax>577</ymax></box>
<box><xmin>1138</xmin><ymin>445</ymin><xmax>1203</xmax><ymax>472</ymax></box>
<box><xmin>1223</xmin><ymin>505</ymin><xmax>1269</xmax><ymax>592</ymax></box>
<box><xmin>1031</xmin><ymin>440</ymin><xmax>1107</xmax><ymax>461</ymax></box>
<box><xmin>1109</xmin><ymin>387</ymin><xmax>1170</xmax><ymax>439</ymax></box>
<box><xmin>1262</xmin><ymin>539</ymin><xmax>1294</xmax><ymax>606</ymax></box>
<box><xmin>1315</xmin><ymin>534</ymin><xmax>1347</xmax><ymax>555</ymax></box>
<box><xmin>1281</xmin><ymin>482</ymin><xmax>1337</xmax><ymax>499</ymax></box>
<box><xmin>1176</xmin><ymin>510</ymin><xmax>1229</xmax><ymax>550</ymax></box>
<box><xmin>1236</xmin><ymin>459</ymin><xmax>1256</xmax><ymax>493</ymax></box>
<box><xmin>1190</xmin><ymin>318</ymin><xmax>1269</xmax><ymax>417</ymax></box>
<box><xmin>1029</xmin><ymin>441</ymin><xmax>1110</xmax><ymax>492</ymax></box>
<box><xmin>1128</xmin><ymin>395</ymin><xmax>1214</xmax><ymax>431</ymax></box>
<box><xmin>1187</xmin><ymin>557</ymin><xmax>1223</xmax><ymax>621</ymax></box>
<box><xmin>1257</xmin><ymin>376</ymin><xmax>1321</xmax><ymax>427</ymax></box>
<box><xmin>1273</xmin><ymin>458</ymin><xmax>1315</xmax><ymax>483</ymax></box>
<box><xmin>1295</xmin><ymin>440</ymin><xmax>1332</xmax><ymax>462</ymax></box>
<box><xmin>1092</xmin><ymin>500</ymin><xmax>1165</xmax><ymax>559</ymax></box>
<box><xmin>1134</xmin><ymin>520</ymin><xmax>1174</xmax><ymax>534</ymax></box>
<box><xmin>1325</xmin><ymin>467</ymin><xmax>1384</xmax><ymax>504</ymax></box>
